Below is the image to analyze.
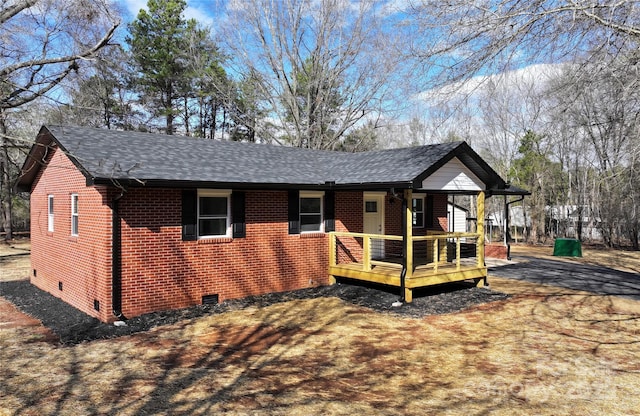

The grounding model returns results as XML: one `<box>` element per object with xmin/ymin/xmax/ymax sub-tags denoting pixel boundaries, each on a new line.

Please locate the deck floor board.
<box><xmin>329</xmin><ymin>259</ymin><xmax>487</xmax><ymax>290</ymax></box>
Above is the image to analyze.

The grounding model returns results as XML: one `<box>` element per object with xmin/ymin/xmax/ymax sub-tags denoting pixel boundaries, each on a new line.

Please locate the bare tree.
<box><xmin>404</xmin><ymin>0</ymin><xmax>640</xmax><ymax>88</ymax></box>
<box><xmin>549</xmin><ymin>54</ymin><xmax>640</xmax><ymax>247</ymax></box>
<box><xmin>403</xmin><ymin>1</ymin><xmax>640</xmax><ymax>248</ymax></box>
<box><xmin>217</xmin><ymin>0</ymin><xmax>403</xmax><ymax>149</ymax></box>
<box><xmin>0</xmin><ymin>0</ymin><xmax>119</xmax><ymax>239</ymax></box>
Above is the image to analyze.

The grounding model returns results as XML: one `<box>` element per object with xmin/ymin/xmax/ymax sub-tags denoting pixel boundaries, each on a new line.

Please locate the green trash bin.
<box><xmin>553</xmin><ymin>238</ymin><xmax>582</xmax><ymax>257</ymax></box>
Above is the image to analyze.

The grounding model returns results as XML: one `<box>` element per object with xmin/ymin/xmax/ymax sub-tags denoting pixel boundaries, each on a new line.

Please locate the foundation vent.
<box><xmin>58</xmin><ymin>282</ymin><xmax>63</xmax><ymax>291</ymax></box>
<box><xmin>94</xmin><ymin>300</ymin><xmax>100</xmax><ymax>311</ymax></box>
<box><xmin>202</xmin><ymin>294</ymin><xmax>219</xmax><ymax>305</ymax></box>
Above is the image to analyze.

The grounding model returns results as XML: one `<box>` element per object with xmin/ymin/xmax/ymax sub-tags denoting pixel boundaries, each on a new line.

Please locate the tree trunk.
<box><xmin>0</xmin><ymin>112</ymin><xmax>13</xmax><ymax>240</ymax></box>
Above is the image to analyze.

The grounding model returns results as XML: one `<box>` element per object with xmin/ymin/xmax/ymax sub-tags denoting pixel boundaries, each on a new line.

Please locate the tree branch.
<box><xmin>0</xmin><ymin>0</ymin><xmax>37</xmax><ymax>24</ymax></box>
<box><xmin>0</xmin><ymin>23</ymin><xmax>118</xmax><ymax>79</ymax></box>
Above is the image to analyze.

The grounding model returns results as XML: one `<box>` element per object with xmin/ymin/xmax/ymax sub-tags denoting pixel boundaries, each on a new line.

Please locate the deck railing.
<box><xmin>329</xmin><ymin>231</ymin><xmax>482</xmax><ymax>274</ymax></box>
<box><xmin>329</xmin><ymin>231</ymin><xmax>403</xmax><ymax>272</ymax></box>
<box><xmin>413</xmin><ymin>232</ymin><xmax>481</xmax><ymax>271</ymax></box>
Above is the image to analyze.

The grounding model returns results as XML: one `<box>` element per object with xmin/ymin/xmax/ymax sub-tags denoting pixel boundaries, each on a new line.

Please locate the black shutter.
<box><xmin>324</xmin><ymin>190</ymin><xmax>335</xmax><ymax>232</ymax></box>
<box><xmin>288</xmin><ymin>190</ymin><xmax>300</xmax><ymax>234</ymax></box>
<box><xmin>182</xmin><ymin>190</ymin><xmax>197</xmax><ymax>241</ymax></box>
<box><xmin>232</xmin><ymin>191</ymin><xmax>246</xmax><ymax>238</ymax></box>
<box><xmin>426</xmin><ymin>195</ymin><xmax>434</xmax><ymax>228</ymax></box>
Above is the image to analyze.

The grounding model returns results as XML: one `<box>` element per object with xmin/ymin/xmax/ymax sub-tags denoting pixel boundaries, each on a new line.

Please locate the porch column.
<box><xmin>404</xmin><ymin>189</ymin><xmax>413</xmax><ymax>302</ymax></box>
<box><xmin>476</xmin><ymin>190</ymin><xmax>485</xmax><ymax>268</ymax></box>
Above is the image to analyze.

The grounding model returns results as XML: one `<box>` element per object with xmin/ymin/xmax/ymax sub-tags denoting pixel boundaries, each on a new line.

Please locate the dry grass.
<box><xmin>1</xmin><ymin>242</ymin><xmax>640</xmax><ymax>415</ymax></box>
<box><xmin>0</xmin><ymin>239</ymin><xmax>31</xmax><ymax>282</ymax></box>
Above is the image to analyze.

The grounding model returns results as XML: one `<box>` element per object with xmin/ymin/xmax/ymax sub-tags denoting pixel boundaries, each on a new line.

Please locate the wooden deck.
<box><xmin>329</xmin><ymin>231</ymin><xmax>487</xmax><ymax>302</ymax></box>
<box><xmin>329</xmin><ymin>260</ymin><xmax>487</xmax><ymax>301</ymax></box>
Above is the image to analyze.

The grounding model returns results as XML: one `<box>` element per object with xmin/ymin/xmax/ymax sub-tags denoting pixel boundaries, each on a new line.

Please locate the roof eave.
<box><xmin>16</xmin><ymin>126</ymin><xmax>96</xmax><ymax>193</ymax></box>
<box><xmin>91</xmin><ymin>177</ymin><xmax>414</xmax><ymax>191</ymax></box>
<box><xmin>490</xmin><ymin>185</ymin><xmax>531</xmax><ymax>196</ymax></box>
<box><xmin>15</xmin><ymin>126</ymin><xmax>54</xmax><ymax>192</ymax></box>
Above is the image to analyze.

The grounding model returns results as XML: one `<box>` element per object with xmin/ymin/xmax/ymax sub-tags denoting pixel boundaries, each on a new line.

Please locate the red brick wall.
<box><xmin>117</xmin><ymin>189</ymin><xmax>366</xmax><ymax>318</ymax></box>
<box><xmin>334</xmin><ymin>191</ymin><xmax>364</xmax><ymax>264</ymax></box>
<box><xmin>30</xmin><ymin>152</ymin><xmax>457</xmax><ymax>323</ymax></box>
<box><xmin>485</xmin><ymin>243</ymin><xmax>508</xmax><ymax>259</ymax></box>
<box><xmin>29</xmin><ymin>147</ymin><xmax>113</xmax><ymax>322</ymax></box>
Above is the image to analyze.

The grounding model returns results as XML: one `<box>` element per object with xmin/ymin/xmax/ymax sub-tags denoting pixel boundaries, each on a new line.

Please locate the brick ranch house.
<box><xmin>17</xmin><ymin>125</ymin><xmax>526</xmax><ymax>323</ymax></box>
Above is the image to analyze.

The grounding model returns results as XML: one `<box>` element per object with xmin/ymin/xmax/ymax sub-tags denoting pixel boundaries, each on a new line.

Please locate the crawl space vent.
<box><xmin>202</xmin><ymin>294</ymin><xmax>219</xmax><ymax>305</ymax></box>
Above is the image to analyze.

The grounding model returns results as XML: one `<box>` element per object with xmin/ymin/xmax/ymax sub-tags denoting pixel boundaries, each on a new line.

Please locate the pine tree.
<box><xmin>126</xmin><ymin>0</ymin><xmax>194</xmax><ymax>134</ymax></box>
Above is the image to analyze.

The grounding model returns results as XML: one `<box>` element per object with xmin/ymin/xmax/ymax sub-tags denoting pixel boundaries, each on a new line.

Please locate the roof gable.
<box><xmin>421</xmin><ymin>157</ymin><xmax>485</xmax><ymax>191</ymax></box>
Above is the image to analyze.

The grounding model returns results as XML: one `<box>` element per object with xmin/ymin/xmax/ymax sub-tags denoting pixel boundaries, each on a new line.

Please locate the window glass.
<box><xmin>300</xmin><ymin>195</ymin><xmax>323</xmax><ymax>232</ymax></box>
<box><xmin>47</xmin><ymin>195</ymin><xmax>54</xmax><ymax>232</ymax></box>
<box><xmin>300</xmin><ymin>197</ymin><xmax>321</xmax><ymax>214</ymax></box>
<box><xmin>198</xmin><ymin>192</ymin><xmax>230</xmax><ymax>238</ymax></box>
<box><xmin>200</xmin><ymin>197</ymin><xmax>227</xmax><ymax>216</ymax></box>
<box><xmin>71</xmin><ymin>194</ymin><xmax>79</xmax><ymax>236</ymax></box>
<box><xmin>412</xmin><ymin>196</ymin><xmax>425</xmax><ymax>227</ymax></box>
<box><xmin>365</xmin><ymin>201</ymin><xmax>377</xmax><ymax>213</ymax></box>
<box><xmin>199</xmin><ymin>218</ymin><xmax>227</xmax><ymax>236</ymax></box>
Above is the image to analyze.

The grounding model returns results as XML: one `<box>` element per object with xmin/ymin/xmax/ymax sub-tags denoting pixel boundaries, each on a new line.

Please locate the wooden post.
<box><xmin>328</xmin><ymin>232</ymin><xmax>337</xmax><ymax>284</ymax></box>
<box><xmin>477</xmin><ymin>191</ymin><xmax>485</xmax><ymax>268</ymax></box>
<box><xmin>404</xmin><ymin>287</ymin><xmax>413</xmax><ymax>303</ymax></box>
<box><xmin>433</xmin><ymin>238</ymin><xmax>438</xmax><ymax>272</ymax></box>
<box><xmin>363</xmin><ymin>235</ymin><xmax>371</xmax><ymax>271</ymax></box>
<box><xmin>439</xmin><ymin>238</ymin><xmax>447</xmax><ymax>264</ymax></box>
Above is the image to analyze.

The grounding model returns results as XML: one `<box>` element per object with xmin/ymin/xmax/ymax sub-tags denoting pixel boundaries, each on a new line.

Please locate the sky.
<box><xmin>115</xmin><ymin>0</ymin><xmax>559</xmax><ymax>145</ymax></box>
<box><xmin>119</xmin><ymin>0</ymin><xmax>218</xmax><ymax>27</ymax></box>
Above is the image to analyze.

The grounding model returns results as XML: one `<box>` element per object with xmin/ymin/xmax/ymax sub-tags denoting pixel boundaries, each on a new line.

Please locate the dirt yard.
<box><xmin>1</xmin><ymin>240</ymin><xmax>639</xmax><ymax>415</ymax></box>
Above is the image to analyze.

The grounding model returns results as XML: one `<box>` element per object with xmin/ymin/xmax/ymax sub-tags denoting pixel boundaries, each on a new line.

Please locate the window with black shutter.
<box><xmin>183</xmin><ymin>189</ymin><xmax>235</xmax><ymax>240</ymax></box>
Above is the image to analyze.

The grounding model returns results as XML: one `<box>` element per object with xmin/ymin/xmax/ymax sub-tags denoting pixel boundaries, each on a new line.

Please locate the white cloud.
<box><xmin>184</xmin><ymin>4</ymin><xmax>215</xmax><ymax>27</ymax></box>
<box><xmin>413</xmin><ymin>63</ymin><xmax>566</xmax><ymax>104</ymax></box>
<box><xmin>120</xmin><ymin>0</ymin><xmax>147</xmax><ymax>18</ymax></box>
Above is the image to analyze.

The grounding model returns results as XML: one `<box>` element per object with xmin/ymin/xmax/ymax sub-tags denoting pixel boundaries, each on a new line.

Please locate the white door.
<box><xmin>363</xmin><ymin>193</ymin><xmax>385</xmax><ymax>259</ymax></box>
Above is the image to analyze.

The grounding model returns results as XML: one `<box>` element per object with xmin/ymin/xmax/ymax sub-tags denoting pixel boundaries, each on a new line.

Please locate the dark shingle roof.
<box><xmin>17</xmin><ymin>125</ymin><xmax>513</xmax><ymax>192</ymax></box>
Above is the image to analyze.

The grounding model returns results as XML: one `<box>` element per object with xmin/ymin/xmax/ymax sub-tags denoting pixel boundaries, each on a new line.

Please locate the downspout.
<box><xmin>505</xmin><ymin>195</ymin><xmax>525</xmax><ymax>261</ymax></box>
<box><xmin>399</xmin><ymin>195</ymin><xmax>407</xmax><ymax>303</ymax></box>
<box><xmin>112</xmin><ymin>189</ymin><xmax>127</xmax><ymax>321</ymax></box>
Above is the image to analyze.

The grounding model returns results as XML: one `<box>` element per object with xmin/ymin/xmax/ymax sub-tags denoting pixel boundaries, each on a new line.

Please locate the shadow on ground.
<box><xmin>0</xmin><ymin>279</ymin><xmax>509</xmax><ymax>344</ymax></box>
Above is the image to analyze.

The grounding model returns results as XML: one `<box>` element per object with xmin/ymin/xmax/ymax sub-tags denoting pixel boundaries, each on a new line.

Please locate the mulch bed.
<box><xmin>0</xmin><ymin>279</ymin><xmax>509</xmax><ymax>345</ymax></box>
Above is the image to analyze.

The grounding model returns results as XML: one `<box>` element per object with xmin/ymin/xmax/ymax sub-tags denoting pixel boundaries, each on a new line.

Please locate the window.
<box><xmin>47</xmin><ymin>195</ymin><xmax>54</xmax><ymax>232</ymax></box>
<box><xmin>71</xmin><ymin>194</ymin><xmax>78</xmax><ymax>236</ymax></box>
<box><xmin>198</xmin><ymin>190</ymin><xmax>231</xmax><ymax>238</ymax></box>
<box><xmin>412</xmin><ymin>196</ymin><xmax>425</xmax><ymax>227</ymax></box>
<box><xmin>299</xmin><ymin>191</ymin><xmax>324</xmax><ymax>233</ymax></box>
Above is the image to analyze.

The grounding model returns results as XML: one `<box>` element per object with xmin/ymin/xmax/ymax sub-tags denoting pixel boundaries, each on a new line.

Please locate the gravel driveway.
<box><xmin>489</xmin><ymin>256</ymin><xmax>640</xmax><ymax>300</ymax></box>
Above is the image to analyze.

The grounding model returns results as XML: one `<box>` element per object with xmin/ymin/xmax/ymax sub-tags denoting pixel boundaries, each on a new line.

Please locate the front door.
<box><xmin>363</xmin><ymin>193</ymin><xmax>385</xmax><ymax>259</ymax></box>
